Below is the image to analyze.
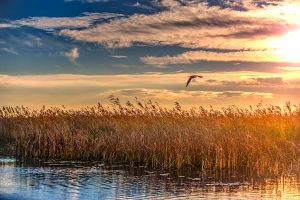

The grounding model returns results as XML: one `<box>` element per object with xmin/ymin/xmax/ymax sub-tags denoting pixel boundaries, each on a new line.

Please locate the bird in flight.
<box><xmin>186</xmin><ymin>75</ymin><xmax>203</xmax><ymax>87</ymax></box>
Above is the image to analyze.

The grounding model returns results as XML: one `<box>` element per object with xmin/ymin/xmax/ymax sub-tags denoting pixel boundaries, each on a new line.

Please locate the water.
<box><xmin>0</xmin><ymin>157</ymin><xmax>300</xmax><ymax>200</ymax></box>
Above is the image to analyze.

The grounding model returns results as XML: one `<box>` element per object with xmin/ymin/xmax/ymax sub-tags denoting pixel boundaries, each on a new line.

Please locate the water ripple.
<box><xmin>0</xmin><ymin>157</ymin><xmax>299</xmax><ymax>199</ymax></box>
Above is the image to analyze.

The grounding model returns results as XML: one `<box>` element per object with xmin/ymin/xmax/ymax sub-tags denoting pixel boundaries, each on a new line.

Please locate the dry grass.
<box><xmin>0</xmin><ymin>96</ymin><xmax>300</xmax><ymax>173</ymax></box>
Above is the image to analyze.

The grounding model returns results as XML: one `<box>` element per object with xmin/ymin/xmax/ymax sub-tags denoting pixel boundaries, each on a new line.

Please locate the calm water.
<box><xmin>0</xmin><ymin>157</ymin><xmax>300</xmax><ymax>200</ymax></box>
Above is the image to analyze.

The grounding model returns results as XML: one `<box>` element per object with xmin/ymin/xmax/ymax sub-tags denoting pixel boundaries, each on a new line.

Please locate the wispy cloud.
<box><xmin>204</xmin><ymin>76</ymin><xmax>287</xmax><ymax>88</ymax></box>
<box><xmin>112</xmin><ymin>55</ymin><xmax>127</xmax><ymax>58</ymax></box>
<box><xmin>14</xmin><ymin>12</ymin><xmax>123</xmax><ymax>30</ymax></box>
<box><xmin>251</xmin><ymin>77</ymin><xmax>286</xmax><ymax>85</ymax></box>
<box><xmin>64</xmin><ymin>48</ymin><xmax>80</xmax><ymax>65</ymax></box>
<box><xmin>102</xmin><ymin>88</ymin><xmax>272</xmax><ymax>100</ymax></box>
<box><xmin>127</xmin><ymin>2</ymin><xmax>155</xmax><ymax>10</ymax></box>
<box><xmin>0</xmin><ymin>23</ymin><xmax>18</xmax><ymax>28</ymax></box>
<box><xmin>0</xmin><ymin>47</ymin><xmax>18</xmax><ymax>55</ymax></box>
<box><xmin>276</xmin><ymin>66</ymin><xmax>300</xmax><ymax>71</ymax></box>
<box><xmin>140</xmin><ymin>50</ymin><xmax>286</xmax><ymax>65</ymax></box>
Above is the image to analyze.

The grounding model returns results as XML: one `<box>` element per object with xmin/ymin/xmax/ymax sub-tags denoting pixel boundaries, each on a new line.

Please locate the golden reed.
<box><xmin>0</xmin><ymin>96</ymin><xmax>299</xmax><ymax>174</ymax></box>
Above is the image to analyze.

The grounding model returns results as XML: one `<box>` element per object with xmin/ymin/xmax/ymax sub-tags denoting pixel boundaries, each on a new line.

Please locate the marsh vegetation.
<box><xmin>0</xmin><ymin>96</ymin><xmax>300</xmax><ymax>175</ymax></box>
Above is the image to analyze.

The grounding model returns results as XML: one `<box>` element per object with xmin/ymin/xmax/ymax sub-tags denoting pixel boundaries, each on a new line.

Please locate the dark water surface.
<box><xmin>0</xmin><ymin>157</ymin><xmax>300</xmax><ymax>200</ymax></box>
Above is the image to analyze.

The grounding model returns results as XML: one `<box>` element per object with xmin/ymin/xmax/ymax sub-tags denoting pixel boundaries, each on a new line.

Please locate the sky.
<box><xmin>1</xmin><ymin>0</ymin><xmax>300</xmax><ymax>108</ymax></box>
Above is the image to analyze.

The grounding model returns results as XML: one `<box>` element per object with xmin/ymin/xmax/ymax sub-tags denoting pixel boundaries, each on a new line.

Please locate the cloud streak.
<box><xmin>141</xmin><ymin>50</ymin><xmax>287</xmax><ymax>65</ymax></box>
<box><xmin>102</xmin><ymin>88</ymin><xmax>272</xmax><ymax>100</ymax></box>
<box><xmin>14</xmin><ymin>12</ymin><xmax>123</xmax><ymax>30</ymax></box>
<box><xmin>0</xmin><ymin>23</ymin><xmax>18</xmax><ymax>28</ymax></box>
<box><xmin>0</xmin><ymin>47</ymin><xmax>18</xmax><ymax>55</ymax></box>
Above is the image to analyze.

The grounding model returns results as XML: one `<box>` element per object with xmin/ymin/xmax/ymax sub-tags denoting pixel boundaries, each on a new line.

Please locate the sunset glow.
<box><xmin>1</xmin><ymin>0</ymin><xmax>300</xmax><ymax>108</ymax></box>
<box><xmin>273</xmin><ymin>30</ymin><xmax>300</xmax><ymax>63</ymax></box>
<box><xmin>1</xmin><ymin>2</ymin><xmax>300</xmax><ymax>199</ymax></box>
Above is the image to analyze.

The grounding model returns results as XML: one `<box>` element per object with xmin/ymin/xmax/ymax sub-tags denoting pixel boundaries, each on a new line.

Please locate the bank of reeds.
<box><xmin>0</xmin><ymin>96</ymin><xmax>300</xmax><ymax>173</ymax></box>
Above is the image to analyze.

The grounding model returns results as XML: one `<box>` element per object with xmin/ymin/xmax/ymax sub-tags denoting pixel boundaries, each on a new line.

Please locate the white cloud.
<box><xmin>128</xmin><ymin>2</ymin><xmax>155</xmax><ymax>10</ymax></box>
<box><xmin>0</xmin><ymin>23</ymin><xmax>18</xmax><ymax>28</ymax></box>
<box><xmin>14</xmin><ymin>12</ymin><xmax>123</xmax><ymax>30</ymax></box>
<box><xmin>112</xmin><ymin>55</ymin><xmax>127</xmax><ymax>58</ymax></box>
<box><xmin>64</xmin><ymin>48</ymin><xmax>80</xmax><ymax>64</ymax></box>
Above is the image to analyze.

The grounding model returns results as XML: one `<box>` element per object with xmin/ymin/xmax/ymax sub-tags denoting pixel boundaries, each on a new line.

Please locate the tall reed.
<box><xmin>0</xmin><ymin>97</ymin><xmax>300</xmax><ymax>173</ymax></box>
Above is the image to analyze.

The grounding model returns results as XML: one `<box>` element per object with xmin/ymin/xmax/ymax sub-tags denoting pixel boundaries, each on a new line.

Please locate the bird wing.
<box><xmin>186</xmin><ymin>76</ymin><xmax>194</xmax><ymax>87</ymax></box>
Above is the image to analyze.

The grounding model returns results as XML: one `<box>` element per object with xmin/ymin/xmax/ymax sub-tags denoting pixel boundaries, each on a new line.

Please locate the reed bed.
<box><xmin>0</xmin><ymin>96</ymin><xmax>300</xmax><ymax>174</ymax></box>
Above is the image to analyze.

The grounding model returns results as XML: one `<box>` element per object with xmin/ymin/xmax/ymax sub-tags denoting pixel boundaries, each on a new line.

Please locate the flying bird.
<box><xmin>186</xmin><ymin>75</ymin><xmax>203</xmax><ymax>87</ymax></box>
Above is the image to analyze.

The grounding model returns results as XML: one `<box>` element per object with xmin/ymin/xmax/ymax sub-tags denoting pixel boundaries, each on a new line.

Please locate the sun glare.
<box><xmin>270</xmin><ymin>4</ymin><xmax>300</xmax><ymax>63</ymax></box>
<box><xmin>272</xmin><ymin>30</ymin><xmax>300</xmax><ymax>63</ymax></box>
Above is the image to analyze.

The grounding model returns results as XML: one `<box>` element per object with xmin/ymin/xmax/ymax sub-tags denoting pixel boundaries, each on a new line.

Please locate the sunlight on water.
<box><xmin>0</xmin><ymin>157</ymin><xmax>299</xmax><ymax>200</ymax></box>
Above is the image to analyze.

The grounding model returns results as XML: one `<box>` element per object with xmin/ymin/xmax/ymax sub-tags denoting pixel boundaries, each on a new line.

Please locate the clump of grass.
<box><xmin>0</xmin><ymin>97</ymin><xmax>300</xmax><ymax>174</ymax></box>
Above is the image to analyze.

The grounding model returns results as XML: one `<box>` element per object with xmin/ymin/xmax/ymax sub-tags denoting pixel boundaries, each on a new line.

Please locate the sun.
<box><xmin>272</xmin><ymin>30</ymin><xmax>300</xmax><ymax>63</ymax></box>
<box><xmin>265</xmin><ymin>3</ymin><xmax>300</xmax><ymax>63</ymax></box>
<box><xmin>269</xmin><ymin>3</ymin><xmax>300</xmax><ymax>63</ymax></box>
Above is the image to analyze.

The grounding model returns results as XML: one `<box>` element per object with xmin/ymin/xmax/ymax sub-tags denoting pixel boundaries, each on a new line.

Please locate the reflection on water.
<box><xmin>0</xmin><ymin>157</ymin><xmax>299</xmax><ymax>200</ymax></box>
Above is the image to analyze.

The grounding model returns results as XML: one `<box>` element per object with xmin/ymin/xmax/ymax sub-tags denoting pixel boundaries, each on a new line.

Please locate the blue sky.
<box><xmin>1</xmin><ymin>0</ymin><xmax>300</xmax><ymax>108</ymax></box>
